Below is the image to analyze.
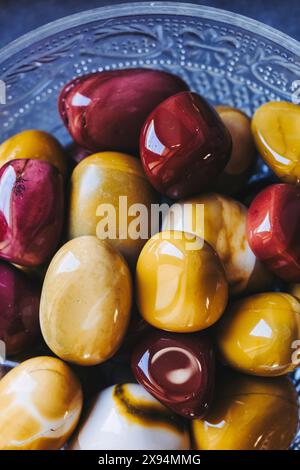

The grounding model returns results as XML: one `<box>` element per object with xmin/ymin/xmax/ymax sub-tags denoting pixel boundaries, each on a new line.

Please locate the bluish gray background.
<box><xmin>0</xmin><ymin>0</ymin><xmax>299</xmax><ymax>49</ymax></box>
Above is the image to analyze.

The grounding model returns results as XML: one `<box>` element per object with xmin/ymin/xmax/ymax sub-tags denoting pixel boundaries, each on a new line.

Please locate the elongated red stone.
<box><xmin>59</xmin><ymin>69</ymin><xmax>188</xmax><ymax>154</ymax></box>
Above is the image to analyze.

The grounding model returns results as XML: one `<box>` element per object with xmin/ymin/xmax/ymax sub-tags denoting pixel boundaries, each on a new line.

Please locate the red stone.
<box><xmin>59</xmin><ymin>69</ymin><xmax>188</xmax><ymax>154</ymax></box>
<box><xmin>247</xmin><ymin>183</ymin><xmax>300</xmax><ymax>282</ymax></box>
<box><xmin>0</xmin><ymin>159</ymin><xmax>64</xmax><ymax>266</ymax></box>
<box><xmin>132</xmin><ymin>330</ymin><xmax>215</xmax><ymax>419</ymax></box>
<box><xmin>140</xmin><ymin>91</ymin><xmax>232</xmax><ymax>199</ymax></box>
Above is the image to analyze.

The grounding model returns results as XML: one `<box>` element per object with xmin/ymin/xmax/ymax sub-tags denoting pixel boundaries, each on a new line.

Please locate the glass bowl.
<box><xmin>0</xmin><ymin>1</ymin><xmax>299</xmax><ymax>450</ymax></box>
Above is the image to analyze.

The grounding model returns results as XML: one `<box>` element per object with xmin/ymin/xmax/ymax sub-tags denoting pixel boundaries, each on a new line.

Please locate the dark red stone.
<box><xmin>0</xmin><ymin>159</ymin><xmax>64</xmax><ymax>266</ymax></box>
<box><xmin>58</xmin><ymin>69</ymin><xmax>188</xmax><ymax>154</ymax></box>
<box><xmin>131</xmin><ymin>330</ymin><xmax>215</xmax><ymax>419</ymax></box>
<box><xmin>0</xmin><ymin>262</ymin><xmax>41</xmax><ymax>356</ymax></box>
<box><xmin>140</xmin><ymin>91</ymin><xmax>232</xmax><ymax>199</ymax></box>
<box><xmin>247</xmin><ymin>183</ymin><xmax>300</xmax><ymax>282</ymax></box>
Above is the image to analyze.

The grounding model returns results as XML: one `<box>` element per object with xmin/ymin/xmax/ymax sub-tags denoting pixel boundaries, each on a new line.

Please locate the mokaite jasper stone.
<box><xmin>59</xmin><ymin>69</ymin><xmax>188</xmax><ymax>154</ymax></box>
<box><xmin>40</xmin><ymin>236</ymin><xmax>132</xmax><ymax>366</ymax></box>
<box><xmin>0</xmin><ymin>159</ymin><xmax>64</xmax><ymax>267</ymax></box>
<box><xmin>0</xmin><ymin>261</ymin><xmax>40</xmax><ymax>356</ymax></box>
<box><xmin>192</xmin><ymin>369</ymin><xmax>299</xmax><ymax>450</ymax></box>
<box><xmin>140</xmin><ymin>91</ymin><xmax>232</xmax><ymax>199</ymax></box>
<box><xmin>251</xmin><ymin>101</ymin><xmax>300</xmax><ymax>184</ymax></box>
<box><xmin>247</xmin><ymin>183</ymin><xmax>300</xmax><ymax>281</ymax></box>
<box><xmin>69</xmin><ymin>383</ymin><xmax>190</xmax><ymax>450</ymax></box>
<box><xmin>0</xmin><ymin>356</ymin><xmax>83</xmax><ymax>450</ymax></box>
<box><xmin>0</xmin><ymin>130</ymin><xmax>67</xmax><ymax>177</ymax></box>
<box><xmin>136</xmin><ymin>231</ymin><xmax>228</xmax><ymax>332</ymax></box>
<box><xmin>217</xmin><ymin>292</ymin><xmax>300</xmax><ymax>376</ymax></box>
<box><xmin>132</xmin><ymin>330</ymin><xmax>215</xmax><ymax>418</ymax></box>
<box><xmin>68</xmin><ymin>152</ymin><xmax>158</xmax><ymax>268</ymax></box>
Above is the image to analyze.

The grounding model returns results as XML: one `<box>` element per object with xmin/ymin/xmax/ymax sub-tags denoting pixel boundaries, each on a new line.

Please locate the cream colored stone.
<box><xmin>0</xmin><ymin>356</ymin><xmax>82</xmax><ymax>450</ymax></box>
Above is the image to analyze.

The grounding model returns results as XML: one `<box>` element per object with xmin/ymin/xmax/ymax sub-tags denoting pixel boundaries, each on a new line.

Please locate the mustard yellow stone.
<box><xmin>162</xmin><ymin>193</ymin><xmax>272</xmax><ymax>295</ymax></box>
<box><xmin>0</xmin><ymin>130</ymin><xmax>67</xmax><ymax>176</ymax></box>
<box><xmin>68</xmin><ymin>152</ymin><xmax>158</xmax><ymax>267</ymax></box>
<box><xmin>136</xmin><ymin>230</ymin><xmax>228</xmax><ymax>332</ymax></box>
<box><xmin>252</xmin><ymin>101</ymin><xmax>300</xmax><ymax>183</ymax></box>
<box><xmin>217</xmin><ymin>292</ymin><xmax>300</xmax><ymax>376</ymax></box>
<box><xmin>40</xmin><ymin>236</ymin><xmax>132</xmax><ymax>366</ymax></box>
<box><xmin>0</xmin><ymin>356</ymin><xmax>83</xmax><ymax>450</ymax></box>
<box><xmin>192</xmin><ymin>370</ymin><xmax>299</xmax><ymax>450</ymax></box>
<box><xmin>214</xmin><ymin>106</ymin><xmax>256</xmax><ymax>194</ymax></box>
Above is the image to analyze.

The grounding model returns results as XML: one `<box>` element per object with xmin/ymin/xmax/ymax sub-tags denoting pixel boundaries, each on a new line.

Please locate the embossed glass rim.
<box><xmin>0</xmin><ymin>1</ymin><xmax>299</xmax><ymax>62</ymax></box>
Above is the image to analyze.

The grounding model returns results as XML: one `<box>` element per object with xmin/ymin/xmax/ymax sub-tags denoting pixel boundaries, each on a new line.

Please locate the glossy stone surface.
<box><xmin>0</xmin><ymin>356</ymin><xmax>83</xmax><ymax>450</ymax></box>
<box><xmin>68</xmin><ymin>152</ymin><xmax>158</xmax><ymax>267</ymax></box>
<box><xmin>0</xmin><ymin>261</ymin><xmax>41</xmax><ymax>356</ymax></box>
<box><xmin>252</xmin><ymin>101</ymin><xmax>300</xmax><ymax>184</ymax></box>
<box><xmin>69</xmin><ymin>383</ymin><xmax>190</xmax><ymax>450</ymax></box>
<box><xmin>140</xmin><ymin>91</ymin><xmax>231</xmax><ymax>199</ymax></box>
<box><xmin>40</xmin><ymin>236</ymin><xmax>132</xmax><ymax>366</ymax></box>
<box><xmin>213</xmin><ymin>106</ymin><xmax>256</xmax><ymax>194</ymax></box>
<box><xmin>132</xmin><ymin>330</ymin><xmax>215</xmax><ymax>418</ymax></box>
<box><xmin>136</xmin><ymin>231</ymin><xmax>228</xmax><ymax>332</ymax></box>
<box><xmin>0</xmin><ymin>159</ymin><xmax>64</xmax><ymax>267</ymax></box>
<box><xmin>162</xmin><ymin>194</ymin><xmax>272</xmax><ymax>295</ymax></box>
<box><xmin>0</xmin><ymin>130</ymin><xmax>67</xmax><ymax>177</ymax></box>
<box><xmin>59</xmin><ymin>69</ymin><xmax>188</xmax><ymax>154</ymax></box>
<box><xmin>217</xmin><ymin>293</ymin><xmax>300</xmax><ymax>376</ymax></box>
<box><xmin>192</xmin><ymin>369</ymin><xmax>299</xmax><ymax>450</ymax></box>
<box><xmin>247</xmin><ymin>184</ymin><xmax>300</xmax><ymax>282</ymax></box>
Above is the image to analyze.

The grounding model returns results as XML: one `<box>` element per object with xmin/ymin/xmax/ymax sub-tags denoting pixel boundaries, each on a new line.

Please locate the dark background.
<box><xmin>0</xmin><ymin>0</ymin><xmax>299</xmax><ymax>49</ymax></box>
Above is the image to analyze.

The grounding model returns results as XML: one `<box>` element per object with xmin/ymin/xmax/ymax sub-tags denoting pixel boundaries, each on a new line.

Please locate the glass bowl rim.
<box><xmin>0</xmin><ymin>1</ymin><xmax>299</xmax><ymax>64</ymax></box>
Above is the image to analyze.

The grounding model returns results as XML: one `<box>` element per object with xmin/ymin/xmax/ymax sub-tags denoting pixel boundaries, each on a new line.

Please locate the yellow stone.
<box><xmin>136</xmin><ymin>230</ymin><xmax>228</xmax><ymax>332</ymax></box>
<box><xmin>217</xmin><ymin>292</ymin><xmax>300</xmax><ymax>376</ymax></box>
<box><xmin>40</xmin><ymin>236</ymin><xmax>132</xmax><ymax>366</ymax></box>
<box><xmin>192</xmin><ymin>371</ymin><xmax>299</xmax><ymax>450</ymax></box>
<box><xmin>252</xmin><ymin>101</ymin><xmax>300</xmax><ymax>183</ymax></box>
<box><xmin>0</xmin><ymin>130</ymin><xmax>67</xmax><ymax>176</ymax></box>
<box><xmin>68</xmin><ymin>152</ymin><xmax>158</xmax><ymax>268</ymax></box>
